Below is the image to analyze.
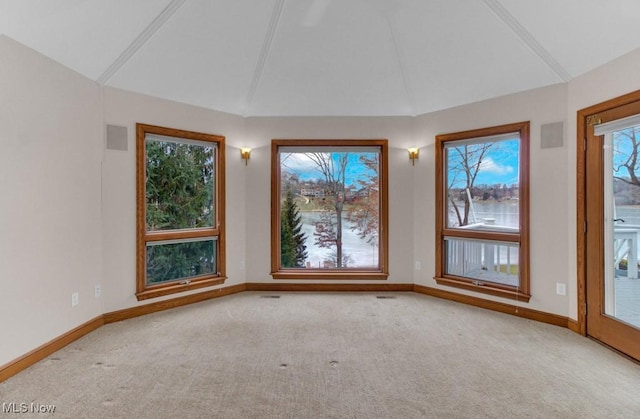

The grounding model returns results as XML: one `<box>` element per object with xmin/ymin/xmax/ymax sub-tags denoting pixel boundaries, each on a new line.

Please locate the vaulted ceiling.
<box><xmin>2</xmin><ymin>0</ymin><xmax>640</xmax><ymax>117</ymax></box>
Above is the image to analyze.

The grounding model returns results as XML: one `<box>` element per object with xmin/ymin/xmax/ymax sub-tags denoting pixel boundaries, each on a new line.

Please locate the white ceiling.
<box><xmin>2</xmin><ymin>0</ymin><xmax>640</xmax><ymax>117</ymax></box>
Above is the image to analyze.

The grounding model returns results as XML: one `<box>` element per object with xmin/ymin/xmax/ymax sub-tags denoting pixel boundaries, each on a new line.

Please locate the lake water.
<box><xmin>448</xmin><ymin>200</ymin><xmax>520</xmax><ymax>228</ymax></box>
<box><xmin>299</xmin><ymin>202</ymin><xmax>520</xmax><ymax>269</ymax></box>
<box><xmin>298</xmin><ymin>204</ymin><xmax>640</xmax><ymax>268</ymax></box>
<box><xmin>457</xmin><ymin>202</ymin><xmax>640</xmax><ymax>230</ymax></box>
<box><xmin>299</xmin><ymin>211</ymin><xmax>378</xmax><ymax>268</ymax></box>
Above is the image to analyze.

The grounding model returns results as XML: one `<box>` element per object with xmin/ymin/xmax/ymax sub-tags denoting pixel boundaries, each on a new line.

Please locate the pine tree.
<box><xmin>145</xmin><ymin>141</ymin><xmax>215</xmax><ymax>283</ymax></box>
<box><xmin>281</xmin><ymin>189</ymin><xmax>308</xmax><ymax>267</ymax></box>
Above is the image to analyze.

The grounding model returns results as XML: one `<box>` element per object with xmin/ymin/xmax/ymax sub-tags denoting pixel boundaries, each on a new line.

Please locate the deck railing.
<box><xmin>614</xmin><ymin>225</ymin><xmax>640</xmax><ymax>279</ymax></box>
<box><xmin>445</xmin><ymin>222</ymin><xmax>519</xmax><ymax>286</ymax></box>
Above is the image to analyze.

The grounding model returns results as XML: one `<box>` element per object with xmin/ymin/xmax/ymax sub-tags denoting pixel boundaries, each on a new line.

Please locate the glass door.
<box><xmin>585</xmin><ymin>102</ymin><xmax>640</xmax><ymax>361</ymax></box>
<box><xmin>604</xmin><ymin>128</ymin><xmax>640</xmax><ymax>328</ymax></box>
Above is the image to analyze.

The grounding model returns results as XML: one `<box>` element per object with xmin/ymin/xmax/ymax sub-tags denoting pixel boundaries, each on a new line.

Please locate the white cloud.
<box><xmin>280</xmin><ymin>152</ymin><xmax>326</xmax><ymax>174</ymax></box>
<box><xmin>479</xmin><ymin>157</ymin><xmax>513</xmax><ymax>175</ymax></box>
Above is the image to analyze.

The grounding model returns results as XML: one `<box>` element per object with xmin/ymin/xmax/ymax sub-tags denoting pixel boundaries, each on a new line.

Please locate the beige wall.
<box><xmin>101</xmin><ymin>87</ymin><xmax>247</xmax><ymax>312</ymax></box>
<box><xmin>0</xmin><ymin>36</ymin><xmax>103</xmax><ymax>365</ymax></box>
<box><xmin>4</xmin><ymin>31</ymin><xmax>640</xmax><ymax>367</ymax></box>
<box><xmin>413</xmin><ymin>84</ymin><xmax>570</xmax><ymax>316</ymax></box>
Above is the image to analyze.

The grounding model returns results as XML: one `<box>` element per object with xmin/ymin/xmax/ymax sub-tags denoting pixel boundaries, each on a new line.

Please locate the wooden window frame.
<box><xmin>434</xmin><ymin>121</ymin><xmax>530</xmax><ymax>302</ymax></box>
<box><xmin>136</xmin><ymin>123</ymin><xmax>226</xmax><ymax>300</ymax></box>
<box><xmin>270</xmin><ymin>139</ymin><xmax>389</xmax><ymax>280</ymax></box>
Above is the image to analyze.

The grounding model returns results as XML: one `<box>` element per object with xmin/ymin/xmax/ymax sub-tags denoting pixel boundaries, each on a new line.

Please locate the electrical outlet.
<box><xmin>71</xmin><ymin>292</ymin><xmax>79</xmax><ymax>307</ymax></box>
<box><xmin>239</xmin><ymin>261</ymin><xmax>245</xmax><ymax>270</ymax></box>
<box><xmin>415</xmin><ymin>261</ymin><xmax>421</xmax><ymax>271</ymax></box>
<box><xmin>556</xmin><ymin>283</ymin><xmax>566</xmax><ymax>296</ymax></box>
<box><xmin>94</xmin><ymin>285</ymin><xmax>101</xmax><ymax>298</ymax></box>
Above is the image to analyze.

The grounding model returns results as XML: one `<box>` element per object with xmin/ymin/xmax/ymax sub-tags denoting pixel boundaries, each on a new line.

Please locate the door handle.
<box><xmin>614</xmin><ymin>218</ymin><xmax>626</xmax><ymax>223</ymax></box>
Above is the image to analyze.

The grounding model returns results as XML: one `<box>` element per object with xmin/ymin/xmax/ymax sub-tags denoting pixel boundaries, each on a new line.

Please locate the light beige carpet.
<box><xmin>1</xmin><ymin>292</ymin><xmax>639</xmax><ymax>418</ymax></box>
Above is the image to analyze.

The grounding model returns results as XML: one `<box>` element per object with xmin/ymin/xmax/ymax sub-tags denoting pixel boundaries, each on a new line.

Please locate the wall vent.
<box><xmin>541</xmin><ymin>121</ymin><xmax>564</xmax><ymax>149</ymax></box>
<box><xmin>106</xmin><ymin>124</ymin><xmax>128</xmax><ymax>151</ymax></box>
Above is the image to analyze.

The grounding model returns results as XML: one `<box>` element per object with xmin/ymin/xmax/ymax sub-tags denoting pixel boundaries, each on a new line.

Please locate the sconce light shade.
<box><xmin>240</xmin><ymin>148</ymin><xmax>251</xmax><ymax>165</ymax></box>
<box><xmin>408</xmin><ymin>147</ymin><xmax>419</xmax><ymax>166</ymax></box>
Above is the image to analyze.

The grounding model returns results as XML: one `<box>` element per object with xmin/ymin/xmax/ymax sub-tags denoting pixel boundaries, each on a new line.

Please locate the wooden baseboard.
<box><xmin>567</xmin><ymin>319</ymin><xmax>581</xmax><ymax>334</ymax></box>
<box><xmin>413</xmin><ymin>285</ymin><xmax>569</xmax><ymax>328</ymax></box>
<box><xmin>245</xmin><ymin>282</ymin><xmax>414</xmax><ymax>292</ymax></box>
<box><xmin>0</xmin><ymin>316</ymin><xmax>104</xmax><ymax>383</ymax></box>
<box><xmin>104</xmin><ymin>283</ymin><xmax>246</xmax><ymax>324</ymax></box>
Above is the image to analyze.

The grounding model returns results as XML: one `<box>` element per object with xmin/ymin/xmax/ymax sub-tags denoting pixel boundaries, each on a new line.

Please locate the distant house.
<box><xmin>301</xmin><ymin>188</ymin><xmax>326</xmax><ymax>198</ymax></box>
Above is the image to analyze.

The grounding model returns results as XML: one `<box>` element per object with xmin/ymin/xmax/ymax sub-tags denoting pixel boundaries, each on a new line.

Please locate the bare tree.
<box><xmin>306</xmin><ymin>152</ymin><xmax>349</xmax><ymax>267</ymax></box>
<box><xmin>447</xmin><ymin>143</ymin><xmax>495</xmax><ymax>226</ymax></box>
<box><xmin>614</xmin><ymin>126</ymin><xmax>640</xmax><ymax>186</ymax></box>
<box><xmin>347</xmin><ymin>154</ymin><xmax>379</xmax><ymax>246</ymax></box>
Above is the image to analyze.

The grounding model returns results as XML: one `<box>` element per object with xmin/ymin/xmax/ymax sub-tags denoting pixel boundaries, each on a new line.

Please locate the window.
<box><xmin>271</xmin><ymin>139</ymin><xmax>388</xmax><ymax>279</ymax></box>
<box><xmin>435</xmin><ymin>122</ymin><xmax>530</xmax><ymax>301</ymax></box>
<box><xmin>136</xmin><ymin>124</ymin><xmax>225</xmax><ymax>300</ymax></box>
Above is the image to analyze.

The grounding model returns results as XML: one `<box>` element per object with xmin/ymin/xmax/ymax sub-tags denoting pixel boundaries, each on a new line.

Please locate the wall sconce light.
<box><xmin>240</xmin><ymin>147</ymin><xmax>251</xmax><ymax>165</ymax></box>
<box><xmin>408</xmin><ymin>147</ymin><xmax>419</xmax><ymax>166</ymax></box>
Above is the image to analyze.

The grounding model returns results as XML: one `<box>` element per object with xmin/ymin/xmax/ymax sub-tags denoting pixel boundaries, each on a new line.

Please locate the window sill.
<box><xmin>271</xmin><ymin>271</ymin><xmax>389</xmax><ymax>280</ymax></box>
<box><xmin>136</xmin><ymin>276</ymin><xmax>226</xmax><ymax>301</ymax></box>
<box><xmin>434</xmin><ymin>276</ymin><xmax>530</xmax><ymax>302</ymax></box>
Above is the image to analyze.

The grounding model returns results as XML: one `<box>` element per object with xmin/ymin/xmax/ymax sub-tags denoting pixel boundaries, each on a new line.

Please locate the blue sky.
<box><xmin>279</xmin><ymin>144</ymin><xmax>519</xmax><ymax>189</ymax></box>
<box><xmin>447</xmin><ymin>139</ymin><xmax>520</xmax><ymax>188</ymax></box>
<box><xmin>281</xmin><ymin>152</ymin><xmax>377</xmax><ymax>186</ymax></box>
<box><xmin>613</xmin><ymin>127</ymin><xmax>639</xmax><ymax>177</ymax></box>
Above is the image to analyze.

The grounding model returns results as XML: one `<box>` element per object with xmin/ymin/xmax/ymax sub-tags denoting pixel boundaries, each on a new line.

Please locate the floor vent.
<box><xmin>376</xmin><ymin>296</ymin><xmax>396</xmax><ymax>299</ymax></box>
<box><xmin>260</xmin><ymin>295</ymin><xmax>281</xmax><ymax>299</ymax></box>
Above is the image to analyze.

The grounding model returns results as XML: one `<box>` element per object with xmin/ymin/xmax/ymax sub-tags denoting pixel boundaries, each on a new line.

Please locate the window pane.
<box><xmin>445</xmin><ymin>137</ymin><xmax>519</xmax><ymax>231</ymax></box>
<box><xmin>146</xmin><ymin>239</ymin><xmax>216</xmax><ymax>285</ymax></box>
<box><xmin>145</xmin><ymin>138</ymin><xmax>215</xmax><ymax>231</ymax></box>
<box><xmin>279</xmin><ymin>150</ymin><xmax>380</xmax><ymax>269</ymax></box>
<box><xmin>606</xmin><ymin>125</ymin><xmax>640</xmax><ymax>328</ymax></box>
<box><xmin>444</xmin><ymin>237</ymin><xmax>519</xmax><ymax>287</ymax></box>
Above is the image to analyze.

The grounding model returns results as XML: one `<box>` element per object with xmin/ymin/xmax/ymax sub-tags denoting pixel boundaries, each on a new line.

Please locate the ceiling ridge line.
<box><xmin>482</xmin><ymin>0</ymin><xmax>571</xmax><ymax>82</ymax></box>
<box><xmin>243</xmin><ymin>0</ymin><xmax>286</xmax><ymax>117</ymax></box>
<box><xmin>386</xmin><ymin>15</ymin><xmax>416</xmax><ymax>117</ymax></box>
<box><xmin>96</xmin><ymin>0</ymin><xmax>190</xmax><ymax>85</ymax></box>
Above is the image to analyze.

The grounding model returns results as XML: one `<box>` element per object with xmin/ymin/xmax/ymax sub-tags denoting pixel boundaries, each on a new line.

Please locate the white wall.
<box><xmin>0</xmin><ymin>36</ymin><xmax>103</xmax><ymax>366</ymax></box>
<box><xmin>243</xmin><ymin>117</ymin><xmax>417</xmax><ymax>283</ymax></box>
<box><xmin>101</xmin><ymin>87</ymin><xmax>247</xmax><ymax>312</ymax></box>
<box><xmin>566</xmin><ymin>47</ymin><xmax>640</xmax><ymax>319</ymax></box>
<box><xmin>413</xmin><ymin>84</ymin><xmax>570</xmax><ymax>316</ymax></box>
